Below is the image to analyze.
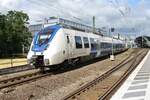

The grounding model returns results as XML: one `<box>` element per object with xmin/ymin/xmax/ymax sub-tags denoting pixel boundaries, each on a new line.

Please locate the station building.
<box><xmin>28</xmin><ymin>24</ymin><xmax>43</xmax><ymax>36</ymax></box>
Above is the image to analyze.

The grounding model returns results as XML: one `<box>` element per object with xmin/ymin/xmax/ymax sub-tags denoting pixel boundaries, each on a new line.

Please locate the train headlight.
<box><xmin>44</xmin><ymin>59</ymin><xmax>49</xmax><ymax>65</ymax></box>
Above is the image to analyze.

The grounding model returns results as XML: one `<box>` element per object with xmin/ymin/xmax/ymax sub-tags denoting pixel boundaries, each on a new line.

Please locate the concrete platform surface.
<box><xmin>111</xmin><ymin>50</ymin><xmax>150</xmax><ymax>100</ymax></box>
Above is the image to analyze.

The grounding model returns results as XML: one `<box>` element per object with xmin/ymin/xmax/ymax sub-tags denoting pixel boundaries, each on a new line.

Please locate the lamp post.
<box><xmin>93</xmin><ymin>16</ymin><xmax>96</xmax><ymax>34</ymax></box>
<box><xmin>110</xmin><ymin>27</ymin><xmax>115</xmax><ymax>61</ymax></box>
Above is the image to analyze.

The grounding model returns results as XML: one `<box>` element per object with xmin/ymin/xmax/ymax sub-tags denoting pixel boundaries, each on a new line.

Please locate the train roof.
<box><xmin>43</xmin><ymin>18</ymin><xmax>103</xmax><ymax>36</ymax></box>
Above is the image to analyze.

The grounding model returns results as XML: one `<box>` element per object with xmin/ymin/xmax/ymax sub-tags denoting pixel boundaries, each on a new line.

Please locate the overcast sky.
<box><xmin>0</xmin><ymin>0</ymin><xmax>150</xmax><ymax>37</ymax></box>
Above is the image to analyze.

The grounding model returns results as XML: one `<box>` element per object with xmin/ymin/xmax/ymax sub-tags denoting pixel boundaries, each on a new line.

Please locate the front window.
<box><xmin>36</xmin><ymin>30</ymin><xmax>53</xmax><ymax>45</ymax></box>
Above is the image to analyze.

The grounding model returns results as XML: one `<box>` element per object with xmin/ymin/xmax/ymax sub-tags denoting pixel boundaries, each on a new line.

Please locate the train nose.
<box><xmin>29</xmin><ymin>55</ymin><xmax>50</xmax><ymax>66</ymax></box>
<box><xmin>28</xmin><ymin>55</ymin><xmax>44</xmax><ymax>67</ymax></box>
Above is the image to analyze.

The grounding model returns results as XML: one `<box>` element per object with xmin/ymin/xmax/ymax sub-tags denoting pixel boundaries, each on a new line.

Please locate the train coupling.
<box><xmin>28</xmin><ymin>55</ymin><xmax>49</xmax><ymax>67</ymax></box>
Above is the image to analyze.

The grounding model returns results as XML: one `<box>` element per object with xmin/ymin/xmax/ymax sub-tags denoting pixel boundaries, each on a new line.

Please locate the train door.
<box><xmin>97</xmin><ymin>39</ymin><xmax>101</xmax><ymax>57</ymax></box>
<box><xmin>66</xmin><ymin>34</ymin><xmax>74</xmax><ymax>59</ymax></box>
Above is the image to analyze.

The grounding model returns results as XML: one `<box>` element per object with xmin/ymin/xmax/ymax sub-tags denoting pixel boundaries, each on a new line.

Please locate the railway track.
<box><xmin>62</xmin><ymin>49</ymin><xmax>148</xmax><ymax>100</ymax></box>
<box><xmin>0</xmin><ymin>70</ymin><xmax>52</xmax><ymax>89</ymax></box>
<box><xmin>98</xmin><ymin>49</ymin><xmax>147</xmax><ymax>100</ymax></box>
<box><xmin>0</xmin><ymin>64</ymin><xmax>35</xmax><ymax>75</ymax></box>
<box><xmin>0</xmin><ymin>50</ymin><xmax>130</xmax><ymax>90</ymax></box>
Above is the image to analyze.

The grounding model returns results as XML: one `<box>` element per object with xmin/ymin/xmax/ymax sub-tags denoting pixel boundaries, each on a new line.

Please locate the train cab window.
<box><xmin>36</xmin><ymin>29</ymin><xmax>53</xmax><ymax>45</ymax></box>
<box><xmin>83</xmin><ymin>37</ymin><xmax>89</xmax><ymax>48</ymax></box>
<box><xmin>75</xmin><ymin>36</ymin><xmax>82</xmax><ymax>48</ymax></box>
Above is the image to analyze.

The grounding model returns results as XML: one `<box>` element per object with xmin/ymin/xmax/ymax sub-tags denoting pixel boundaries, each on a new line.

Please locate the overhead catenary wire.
<box><xmin>27</xmin><ymin>0</ymin><xmax>93</xmax><ymax>27</ymax></box>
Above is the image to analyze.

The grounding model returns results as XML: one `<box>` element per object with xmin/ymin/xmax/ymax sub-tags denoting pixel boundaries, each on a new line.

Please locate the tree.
<box><xmin>0</xmin><ymin>11</ymin><xmax>32</xmax><ymax>57</ymax></box>
<box><xmin>0</xmin><ymin>13</ymin><xmax>7</xmax><ymax>56</ymax></box>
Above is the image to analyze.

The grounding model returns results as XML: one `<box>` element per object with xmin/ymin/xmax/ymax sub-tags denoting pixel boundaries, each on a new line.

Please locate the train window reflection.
<box><xmin>37</xmin><ymin>30</ymin><xmax>53</xmax><ymax>45</ymax></box>
<box><xmin>75</xmin><ymin>36</ymin><xmax>82</xmax><ymax>48</ymax></box>
<box><xmin>83</xmin><ymin>37</ymin><xmax>89</xmax><ymax>48</ymax></box>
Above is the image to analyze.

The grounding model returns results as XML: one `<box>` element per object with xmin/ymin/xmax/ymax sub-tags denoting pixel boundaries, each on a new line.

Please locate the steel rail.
<box><xmin>0</xmin><ymin>65</ymin><xmax>35</xmax><ymax>75</ymax></box>
<box><xmin>62</xmin><ymin>49</ymin><xmax>146</xmax><ymax>100</ymax></box>
<box><xmin>98</xmin><ymin>50</ymin><xmax>148</xmax><ymax>100</ymax></box>
<box><xmin>0</xmin><ymin>71</ymin><xmax>52</xmax><ymax>89</ymax></box>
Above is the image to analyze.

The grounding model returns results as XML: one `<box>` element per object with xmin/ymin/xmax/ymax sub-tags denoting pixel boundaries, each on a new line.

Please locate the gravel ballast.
<box><xmin>0</xmin><ymin>49</ymin><xmax>136</xmax><ymax>100</ymax></box>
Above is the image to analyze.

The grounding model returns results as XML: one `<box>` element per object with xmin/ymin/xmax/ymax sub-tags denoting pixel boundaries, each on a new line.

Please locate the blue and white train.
<box><xmin>27</xmin><ymin>19</ymin><xmax>126</xmax><ymax>70</ymax></box>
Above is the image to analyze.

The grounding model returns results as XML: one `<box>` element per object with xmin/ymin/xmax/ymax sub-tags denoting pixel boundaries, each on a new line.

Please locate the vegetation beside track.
<box><xmin>0</xmin><ymin>11</ymin><xmax>32</xmax><ymax>57</ymax></box>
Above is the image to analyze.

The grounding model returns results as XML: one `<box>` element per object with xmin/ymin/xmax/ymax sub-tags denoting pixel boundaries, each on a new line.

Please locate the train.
<box><xmin>27</xmin><ymin>18</ymin><xmax>126</xmax><ymax>71</ymax></box>
<box><xmin>135</xmin><ymin>36</ymin><xmax>150</xmax><ymax>48</ymax></box>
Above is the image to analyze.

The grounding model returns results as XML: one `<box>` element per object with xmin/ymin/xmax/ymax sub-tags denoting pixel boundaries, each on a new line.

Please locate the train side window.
<box><xmin>75</xmin><ymin>36</ymin><xmax>82</xmax><ymax>48</ymax></box>
<box><xmin>101</xmin><ymin>42</ymin><xmax>104</xmax><ymax>48</ymax></box>
<box><xmin>101</xmin><ymin>42</ymin><xmax>106</xmax><ymax>49</ymax></box>
<box><xmin>83</xmin><ymin>37</ymin><xmax>89</xmax><ymax>48</ymax></box>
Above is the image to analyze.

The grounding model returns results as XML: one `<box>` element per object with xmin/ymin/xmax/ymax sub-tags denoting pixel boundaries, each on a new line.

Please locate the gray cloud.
<box><xmin>0</xmin><ymin>0</ymin><xmax>150</xmax><ymax>36</ymax></box>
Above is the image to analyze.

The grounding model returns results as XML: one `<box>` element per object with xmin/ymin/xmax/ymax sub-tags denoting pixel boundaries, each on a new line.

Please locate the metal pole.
<box><xmin>110</xmin><ymin>28</ymin><xmax>115</xmax><ymax>61</ymax></box>
<box><xmin>142</xmin><ymin>35</ymin><xmax>143</xmax><ymax>48</ymax></box>
<box><xmin>111</xmin><ymin>31</ymin><xmax>114</xmax><ymax>55</ymax></box>
<box><xmin>11</xmin><ymin>57</ymin><xmax>13</xmax><ymax>67</ymax></box>
<box><xmin>92</xmin><ymin>16</ymin><xmax>95</xmax><ymax>34</ymax></box>
<box><xmin>22</xmin><ymin>44</ymin><xmax>25</xmax><ymax>55</ymax></box>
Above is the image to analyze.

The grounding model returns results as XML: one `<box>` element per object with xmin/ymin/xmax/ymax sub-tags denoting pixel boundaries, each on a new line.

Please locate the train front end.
<box><xmin>27</xmin><ymin>25</ymin><xmax>61</xmax><ymax>68</ymax></box>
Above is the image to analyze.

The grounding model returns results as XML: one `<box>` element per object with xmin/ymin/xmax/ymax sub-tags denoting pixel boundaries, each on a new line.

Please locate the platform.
<box><xmin>0</xmin><ymin>58</ymin><xmax>27</xmax><ymax>69</ymax></box>
<box><xmin>111</xmin><ymin>50</ymin><xmax>150</xmax><ymax>100</ymax></box>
